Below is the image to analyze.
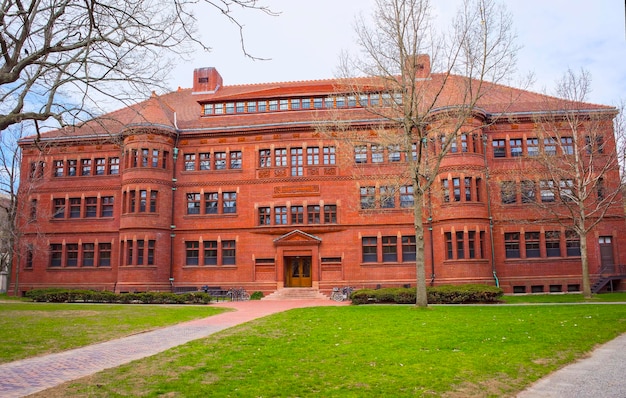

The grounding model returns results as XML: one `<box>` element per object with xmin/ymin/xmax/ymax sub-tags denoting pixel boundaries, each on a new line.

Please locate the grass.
<box><xmin>0</xmin><ymin>302</ymin><xmax>226</xmax><ymax>363</ymax></box>
<box><xmin>501</xmin><ymin>292</ymin><xmax>626</xmax><ymax>304</ymax></box>
<box><xmin>33</xmin><ymin>303</ymin><xmax>626</xmax><ymax>398</ymax></box>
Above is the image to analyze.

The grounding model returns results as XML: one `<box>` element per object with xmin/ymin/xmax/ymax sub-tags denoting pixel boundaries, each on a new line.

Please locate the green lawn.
<box><xmin>501</xmin><ymin>292</ymin><xmax>626</xmax><ymax>304</ymax></box>
<box><xmin>0</xmin><ymin>302</ymin><xmax>226</xmax><ymax>363</ymax></box>
<box><xmin>35</xmin><ymin>303</ymin><xmax>626</xmax><ymax>398</ymax></box>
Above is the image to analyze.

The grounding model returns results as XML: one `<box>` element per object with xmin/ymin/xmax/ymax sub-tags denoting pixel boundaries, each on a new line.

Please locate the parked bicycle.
<box><xmin>331</xmin><ymin>286</ymin><xmax>354</xmax><ymax>302</ymax></box>
<box><xmin>227</xmin><ymin>287</ymin><xmax>250</xmax><ymax>301</ymax></box>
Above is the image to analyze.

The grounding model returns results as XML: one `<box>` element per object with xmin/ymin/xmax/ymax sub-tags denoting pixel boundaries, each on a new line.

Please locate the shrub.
<box><xmin>250</xmin><ymin>291</ymin><xmax>264</xmax><ymax>300</ymax></box>
<box><xmin>24</xmin><ymin>289</ymin><xmax>213</xmax><ymax>304</ymax></box>
<box><xmin>350</xmin><ymin>284</ymin><xmax>503</xmax><ymax>305</ymax></box>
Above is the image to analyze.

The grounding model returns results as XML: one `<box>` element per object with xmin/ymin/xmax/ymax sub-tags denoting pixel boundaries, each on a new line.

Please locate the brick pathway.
<box><xmin>0</xmin><ymin>300</ymin><xmax>346</xmax><ymax>398</ymax></box>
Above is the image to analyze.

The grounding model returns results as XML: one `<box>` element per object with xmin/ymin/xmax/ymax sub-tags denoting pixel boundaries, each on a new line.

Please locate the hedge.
<box><xmin>350</xmin><ymin>284</ymin><xmax>503</xmax><ymax>305</ymax></box>
<box><xmin>25</xmin><ymin>289</ymin><xmax>212</xmax><ymax>304</ymax></box>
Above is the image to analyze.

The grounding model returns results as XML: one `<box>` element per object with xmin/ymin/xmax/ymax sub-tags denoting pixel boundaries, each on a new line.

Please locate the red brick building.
<box><xmin>12</xmin><ymin>62</ymin><xmax>626</xmax><ymax>296</ymax></box>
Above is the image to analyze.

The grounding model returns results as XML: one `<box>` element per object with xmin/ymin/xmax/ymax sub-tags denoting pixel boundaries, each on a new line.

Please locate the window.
<box><xmin>81</xmin><ymin>159</ymin><xmax>92</xmax><ymax>176</ymax></box>
<box><xmin>141</xmin><ymin>149</ymin><xmax>149</xmax><ymax>167</ymax></box>
<box><xmin>442</xmin><ymin>179</ymin><xmax>450</xmax><ymax>203</ymax></box>
<box><xmin>101</xmin><ymin>196</ymin><xmax>114</xmax><ymax>217</ymax></box>
<box><xmin>360</xmin><ymin>187</ymin><xmax>375</xmax><ymax>209</ymax></box>
<box><xmin>187</xmin><ymin>193</ymin><xmax>201</xmax><ymax>214</ymax></box>
<box><xmin>402</xmin><ymin>236</ymin><xmax>416</xmax><ymax>262</ymax></box>
<box><xmin>205</xmin><ymin>192</ymin><xmax>218</xmax><ymax>214</ymax></box>
<box><xmin>456</xmin><ymin>231</ymin><xmax>464</xmax><ymax>259</ymax></box>
<box><xmin>129</xmin><ymin>191</ymin><xmax>136</xmax><ymax>213</ymax></box>
<box><xmin>400</xmin><ymin>186</ymin><xmax>414</xmax><ymax>208</ymax></box>
<box><xmin>162</xmin><ymin>151</ymin><xmax>169</xmax><ymax>169</ymax></box>
<box><xmin>150</xmin><ymin>191</ymin><xmax>158</xmax><ymax>213</ymax></box>
<box><xmin>371</xmin><ymin>145</ymin><xmax>384</xmax><ymax>163</ymax></box>
<box><xmin>147</xmin><ymin>240</ymin><xmax>155</xmax><ymax>265</ymax></box>
<box><xmin>69</xmin><ymin>198</ymin><xmax>81</xmax><ymax>218</ymax></box>
<box><xmin>452</xmin><ymin>178</ymin><xmax>461</xmax><ymax>201</ymax></box>
<box><xmin>137</xmin><ymin>240</ymin><xmax>145</xmax><ymax>265</ymax></box>
<box><xmin>501</xmin><ymin>181</ymin><xmax>517</xmax><ymax>204</ymax></box>
<box><xmin>545</xmin><ymin>231</ymin><xmax>561</xmax><ymax>257</ymax></box>
<box><xmin>29</xmin><ymin>199</ymin><xmax>37</xmax><ymax>221</ymax></box>
<box><xmin>290</xmin><ymin>98</ymin><xmax>301</xmax><ymax>110</ymax></box>
<box><xmin>493</xmin><ymin>139</ymin><xmax>506</xmax><ymax>158</ymax></box>
<box><xmin>50</xmin><ymin>244</ymin><xmax>62</xmax><ymax>267</ymax></box>
<box><xmin>108</xmin><ymin>157</ymin><xmax>119</xmax><ymax>174</ymax></box>
<box><xmin>184</xmin><ymin>154</ymin><xmax>196</xmax><ymax>171</ymax></box>
<box><xmin>275</xmin><ymin>148</ymin><xmax>287</xmax><ymax>167</ymax></box>
<box><xmin>561</xmin><ymin>137</ymin><xmax>574</xmax><ymax>155</ymax></box>
<box><xmin>126</xmin><ymin>241</ymin><xmax>134</xmax><ymax>265</ymax></box>
<box><xmin>138</xmin><ymin>190</ymin><xmax>147</xmax><ymax>212</ymax></box>
<box><xmin>526</xmin><ymin>138</ymin><xmax>539</xmax><ymax>156</ymax></box>
<box><xmin>67</xmin><ymin>160</ymin><xmax>77</xmax><ymax>176</ymax></box>
<box><xmin>460</xmin><ymin>134</ymin><xmax>468</xmax><ymax>153</ymax></box>
<box><xmin>54</xmin><ymin>160</ymin><xmax>64</xmax><ymax>177</ymax></box>
<box><xmin>83</xmin><ymin>243</ymin><xmax>94</xmax><ymax>266</ymax></box>
<box><xmin>268</xmin><ymin>100</ymin><xmax>278</xmax><ymax>111</ymax></box>
<box><xmin>291</xmin><ymin>148</ymin><xmax>303</xmax><ymax>176</ymax></box>
<box><xmin>29</xmin><ymin>161</ymin><xmax>44</xmax><ymax>179</ymax></box>
<box><xmin>99</xmin><ymin>243</ymin><xmax>111</xmax><ymax>266</ymax></box>
<box><xmin>307</xmin><ymin>205</ymin><xmax>320</xmax><ymax>224</ymax></box>
<box><xmin>566</xmin><ymin>230</ymin><xmax>581</xmax><ymax>256</ymax></box>
<box><xmin>204</xmin><ymin>241</ymin><xmax>218</xmax><ymax>265</ymax></box>
<box><xmin>540</xmin><ymin>180</ymin><xmax>555</xmax><ymax>203</ymax></box>
<box><xmin>186</xmin><ymin>241</ymin><xmax>199</xmax><ymax>265</ymax></box>
<box><xmin>510</xmin><ymin>139</ymin><xmax>523</xmax><ymax>157</ymax></box>
<box><xmin>362</xmin><ymin>237</ymin><xmax>377</xmax><ymax>263</ymax></box>
<box><xmin>260</xmin><ymin>149</ymin><xmax>271</xmax><ymax>168</ymax></box>
<box><xmin>222</xmin><ymin>240</ymin><xmax>236</xmax><ymax>265</ymax></box>
<box><xmin>307</xmin><ymin>147</ymin><xmax>320</xmax><ymax>165</ymax></box>
<box><xmin>225</xmin><ymin>102</ymin><xmax>235</xmax><ymax>114</ymax></box>
<box><xmin>504</xmin><ymin>232</ymin><xmax>520</xmax><ymax>258</ymax></box>
<box><xmin>223</xmin><ymin>192</ymin><xmax>237</xmax><ymax>213</ymax></box>
<box><xmin>382</xmin><ymin>236</ymin><xmax>397</xmax><ymax>262</ymax></box>
<box><xmin>323</xmin><ymin>205</ymin><xmax>337</xmax><ymax>223</ymax></box>
<box><xmin>596</xmin><ymin>178</ymin><xmax>606</xmax><ymax>200</ymax></box>
<box><xmin>468</xmin><ymin>231</ymin><xmax>476</xmax><ymax>259</ymax></box>
<box><xmin>464</xmin><ymin>177</ymin><xmax>472</xmax><ymax>201</ymax></box>
<box><xmin>85</xmin><ymin>197</ymin><xmax>97</xmax><ymax>217</ymax></box>
<box><xmin>53</xmin><ymin>198</ymin><xmax>65</xmax><ymax>218</ymax></box>
<box><xmin>313</xmin><ymin>97</ymin><xmax>323</xmax><ymax>109</ymax></box>
<box><xmin>355</xmin><ymin>145</ymin><xmax>367</xmax><ymax>163</ymax></box>
<box><xmin>585</xmin><ymin>135</ymin><xmax>605</xmax><ymax>154</ymax></box>
<box><xmin>521</xmin><ymin>180</ymin><xmax>536</xmax><ymax>203</ymax></box>
<box><xmin>388</xmin><ymin>145</ymin><xmax>401</xmax><ymax>162</ymax></box>
<box><xmin>275</xmin><ymin>206</ymin><xmax>288</xmax><ymax>225</ymax></box>
<box><xmin>559</xmin><ymin>179</ymin><xmax>574</xmax><ymax>202</ymax></box>
<box><xmin>291</xmin><ymin>206</ymin><xmax>304</xmax><ymax>224</ymax></box>
<box><xmin>525</xmin><ymin>232</ymin><xmax>540</xmax><ymax>258</ymax></box>
<box><xmin>215</xmin><ymin>152</ymin><xmax>226</xmax><ymax>170</ymax></box>
<box><xmin>151</xmin><ymin>150</ymin><xmax>159</xmax><ymax>167</ymax></box>
<box><xmin>26</xmin><ymin>245</ymin><xmax>33</xmax><ymax>268</ymax></box>
<box><xmin>199</xmin><ymin>153</ymin><xmax>211</xmax><ymax>170</ymax></box>
<box><xmin>543</xmin><ymin>138</ymin><xmax>557</xmax><ymax>156</ymax></box>
<box><xmin>380</xmin><ymin>186</ymin><xmax>395</xmax><ymax>208</ymax></box>
<box><xmin>247</xmin><ymin>101</ymin><xmax>257</xmax><ymax>113</ymax></box>
<box><xmin>230</xmin><ymin>151</ymin><xmax>242</xmax><ymax>169</ymax></box>
<box><xmin>445</xmin><ymin>232</ymin><xmax>453</xmax><ymax>260</ymax></box>
<box><xmin>259</xmin><ymin>207</ymin><xmax>271</xmax><ymax>225</ymax></box>
<box><xmin>66</xmin><ymin>244</ymin><xmax>78</xmax><ymax>266</ymax></box>
<box><xmin>95</xmin><ymin>158</ymin><xmax>106</xmax><ymax>175</ymax></box>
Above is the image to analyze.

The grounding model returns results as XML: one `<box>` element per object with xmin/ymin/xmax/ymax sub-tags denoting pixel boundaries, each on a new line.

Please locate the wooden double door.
<box><xmin>285</xmin><ymin>256</ymin><xmax>312</xmax><ymax>287</ymax></box>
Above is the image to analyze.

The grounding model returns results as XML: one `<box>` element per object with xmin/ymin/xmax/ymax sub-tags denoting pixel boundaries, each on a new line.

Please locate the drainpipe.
<box><xmin>428</xmin><ymin>187</ymin><xmax>436</xmax><ymax>286</ymax></box>
<box><xmin>169</xmin><ymin>133</ymin><xmax>180</xmax><ymax>292</ymax></box>
<box><xmin>482</xmin><ymin>134</ymin><xmax>499</xmax><ymax>287</ymax></box>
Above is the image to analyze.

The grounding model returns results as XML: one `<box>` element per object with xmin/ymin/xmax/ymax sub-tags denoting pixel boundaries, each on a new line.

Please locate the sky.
<box><xmin>169</xmin><ymin>0</ymin><xmax>626</xmax><ymax>107</ymax></box>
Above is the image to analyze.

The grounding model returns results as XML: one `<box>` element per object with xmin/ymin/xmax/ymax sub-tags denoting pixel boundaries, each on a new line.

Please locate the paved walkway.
<box><xmin>0</xmin><ymin>299</ymin><xmax>346</xmax><ymax>398</ymax></box>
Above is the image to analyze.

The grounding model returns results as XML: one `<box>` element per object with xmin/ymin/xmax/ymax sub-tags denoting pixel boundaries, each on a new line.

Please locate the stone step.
<box><xmin>262</xmin><ymin>288</ymin><xmax>330</xmax><ymax>301</ymax></box>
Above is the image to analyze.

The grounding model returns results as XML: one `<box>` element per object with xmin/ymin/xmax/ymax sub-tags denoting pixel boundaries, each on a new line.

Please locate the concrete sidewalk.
<box><xmin>0</xmin><ymin>300</ymin><xmax>346</xmax><ymax>398</ymax></box>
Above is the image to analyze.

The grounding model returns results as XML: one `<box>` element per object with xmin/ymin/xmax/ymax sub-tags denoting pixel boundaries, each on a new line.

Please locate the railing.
<box><xmin>598</xmin><ymin>264</ymin><xmax>626</xmax><ymax>276</ymax></box>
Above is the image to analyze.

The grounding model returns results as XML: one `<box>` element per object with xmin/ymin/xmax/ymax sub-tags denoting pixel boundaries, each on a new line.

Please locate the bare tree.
<box><xmin>511</xmin><ymin>69</ymin><xmax>623</xmax><ymax>298</ymax></box>
<box><xmin>329</xmin><ymin>0</ymin><xmax>521</xmax><ymax>307</ymax></box>
<box><xmin>0</xmin><ymin>0</ymin><xmax>276</xmax><ymax>135</ymax></box>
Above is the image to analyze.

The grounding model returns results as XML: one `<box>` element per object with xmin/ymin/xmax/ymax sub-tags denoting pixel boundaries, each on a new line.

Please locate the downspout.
<box><xmin>169</xmin><ymin>113</ymin><xmax>180</xmax><ymax>292</ymax></box>
<box><xmin>428</xmin><ymin>186</ymin><xmax>435</xmax><ymax>285</ymax></box>
<box><xmin>482</xmin><ymin>134</ymin><xmax>499</xmax><ymax>287</ymax></box>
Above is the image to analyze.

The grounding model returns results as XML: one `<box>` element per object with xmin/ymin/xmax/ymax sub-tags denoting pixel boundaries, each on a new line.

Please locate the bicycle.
<box><xmin>227</xmin><ymin>287</ymin><xmax>250</xmax><ymax>301</ymax></box>
<box><xmin>331</xmin><ymin>286</ymin><xmax>354</xmax><ymax>302</ymax></box>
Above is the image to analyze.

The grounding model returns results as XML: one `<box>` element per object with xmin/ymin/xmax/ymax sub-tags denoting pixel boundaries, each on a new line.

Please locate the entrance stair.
<box><xmin>262</xmin><ymin>288</ymin><xmax>329</xmax><ymax>301</ymax></box>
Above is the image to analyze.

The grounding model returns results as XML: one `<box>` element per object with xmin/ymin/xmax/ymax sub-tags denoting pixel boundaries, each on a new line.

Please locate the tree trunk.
<box><xmin>579</xmin><ymin>230</ymin><xmax>592</xmax><ymax>298</ymax></box>
<box><xmin>414</xmin><ymin>187</ymin><xmax>428</xmax><ymax>307</ymax></box>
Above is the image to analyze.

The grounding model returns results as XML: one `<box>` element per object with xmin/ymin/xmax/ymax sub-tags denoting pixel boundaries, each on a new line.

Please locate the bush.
<box><xmin>351</xmin><ymin>284</ymin><xmax>503</xmax><ymax>305</ymax></box>
<box><xmin>250</xmin><ymin>291</ymin><xmax>264</xmax><ymax>300</ymax></box>
<box><xmin>25</xmin><ymin>289</ymin><xmax>212</xmax><ymax>304</ymax></box>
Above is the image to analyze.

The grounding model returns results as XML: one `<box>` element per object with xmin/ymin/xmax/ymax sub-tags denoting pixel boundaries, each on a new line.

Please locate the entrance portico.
<box><xmin>274</xmin><ymin>230</ymin><xmax>321</xmax><ymax>289</ymax></box>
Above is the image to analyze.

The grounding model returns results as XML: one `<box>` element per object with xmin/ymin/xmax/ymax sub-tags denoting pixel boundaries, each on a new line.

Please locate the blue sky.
<box><xmin>170</xmin><ymin>0</ymin><xmax>626</xmax><ymax>107</ymax></box>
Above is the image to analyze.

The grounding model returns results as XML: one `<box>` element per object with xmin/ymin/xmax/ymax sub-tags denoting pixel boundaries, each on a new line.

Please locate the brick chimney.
<box><xmin>406</xmin><ymin>54</ymin><xmax>431</xmax><ymax>80</ymax></box>
<box><xmin>192</xmin><ymin>67</ymin><xmax>223</xmax><ymax>94</ymax></box>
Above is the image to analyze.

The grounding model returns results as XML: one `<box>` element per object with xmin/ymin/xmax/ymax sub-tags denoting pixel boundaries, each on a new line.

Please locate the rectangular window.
<box><xmin>525</xmin><ymin>232</ymin><xmax>541</xmax><ymax>258</ymax></box>
<box><xmin>204</xmin><ymin>241</ymin><xmax>217</xmax><ymax>265</ymax></box>
<box><xmin>501</xmin><ymin>181</ymin><xmax>517</xmax><ymax>204</ymax></box>
<box><xmin>260</xmin><ymin>149</ymin><xmax>272</xmax><ymax>168</ymax></box>
<box><xmin>29</xmin><ymin>199</ymin><xmax>37</xmax><ymax>221</ymax></box>
<box><xmin>146</xmin><ymin>240</ymin><xmax>155</xmax><ymax>265</ymax></box>
<box><xmin>95</xmin><ymin>158</ymin><xmax>106</xmax><ymax>175</ymax></box>
<box><xmin>382</xmin><ymin>236</ymin><xmax>397</xmax><ymax>262</ymax></box>
<box><xmin>545</xmin><ymin>231</ymin><xmax>561</xmax><ymax>257</ymax></box>
<box><xmin>137</xmin><ymin>240</ymin><xmax>145</xmax><ymax>265</ymax></box>
<box><xmin>225</xmin><ymin>102</ymin><xmax>235</xmax><ymax>114</ymax></box>
<box><xmin>215</xmin><ymin>152</ymin><xmax>226</xmax><ymax>170</ymax></box>
<box><xmin>258</xmin><ymin>101</ymin><xmax>267</xmax><ymax>112</ymax></box>
<box><xmin>380</xmin><ymin>186</ymin><xmax>395</xmax><ymax>208</ymax></box>
<box><xmin>460</xmin><ymin>134</ymin><xmax>468</xmax><ymax>153</ymax></box>
<box><xmin>214</xmin><ymin>103</ymin><xmax>224</xmax><ymax>114</ymax></box>
<box><xmin>505</xmin><ymin>232</ymin><xmax>520</xmax><ymax>258</ymax></box>
<box><xmin>540</xmin><ymin>180</ymin><xmax>555</xmax><ymax>203</ymax></box>
<box><xmin>162</xmin><ymin>151</ymin><xmax>168</xmax><ymax>169</ymax></box>
<box><xmin>275</xmin><ymin>206</ymin><xmax>288</xmax><ymax>225</ymax></box>
<box><xmin>139</xmin><ymin>190</ymin><xmax>147</xmax><ymax>212</ymax></box>
<box><xmin>362</xmin><ymin>237</ymin><xmax>377</xmax><ymax>263</ymax></box>
<box><xmin>510</xmin><ymin>139</ymin><xmax>523</xmax><ymax>157</ymax></box>
<box><xmin>323</xmin><ymin>205</ymin><xmax>337</xmax><ymax>223</ymax></box>
<box><xmin>313</xmin><ymin>97</ymin><xmax>323</xmax><ymax>109</ymax></box>
<box><xmin>28</xmin><ymin>161</ymin><xmax>42</xmax><ymax>179</ymax></box>
<box><xmin>101</xmin><ymin>196</ymin><xmax>114</xmax><ymax>217</ymax></box>
<box><xmin>561</xmin><ymin>137</ymin><xmax>574</xmax><ymax>155</ymax></box>
<box><xmin>290</xmin><ymin>98</ymin><xmax>301</xmax><ymax>110</ymax></box>
<box><xmin>468</xmin><ymin>231</ymin><xmax>476</xmax><ymax>259</ymax></box>
<box><xmin>290</xmin><ymin>148</ymin><xmax>303</xmax><ymax>176</ymax></box>
<box><xmin>259</xmin><ymin>207</ymin><xmax>271</xmax><ymax>225</ymax></box>
<box><xmin>493</xmin><ymin>139</ymin><xmax>506</xmax><ymax>158</ymax></box>
<box><xmin>50</xmin><ymin>244</ymin><xmax>62</xmax><ymax>267</ymax></box>
<box><xmin>223</xmin><ymin>192</ymin><xmax>237</xmax><ymax>214</ymax></box>
<box><xmin>597</xmin><ymin>178</ymin><xmax>606</xmax><ymax>200</ymax></box>
<box><xmin>66</xmin><ymin>244</ymin><xmax>78</xmax><ymax>266</ymax></box>
<box><xmin>323</xmin><ymin>146</ymin><xmax>336</xmax><ymax>165</ymax></box>
<box><xmin>126</xmin><ymin>241</ymin><xmax>134</xmax><ymax>265</ymax></box>
<box><xmin>184</xmin><ymin>154</ymin><xmax>196</xmax><ymax>171</ymax></box>
<box><xmin>67</xmin><ymin>159</ymin><xmax>77</xmax><ymax>176</ymax></box>
<box><xmin>268</xmin><ymin>100</ymin><xmax>278</xmax><ymax>111</ymax></box>
<box><xmin>152</xmin><ymin>150</ymin><xmax>159</xmax><ymax>168</ymax></box>
<box><xmin>150</xmin><ymin>191</ymin><xmax>158</xmax><ymax>213</ymax></box>
<box><xmin>99</xmin><ymin>243</ymin><xmax>111</xmax><ymax>266</ymax></box>
<box><xmin>360</xmin><ymin>186</ymin><xmax>375</xmax><ymax>209</ymax></box>
<box><xmin>186</xmin><ymin>241</ymin><xmax>199</xmax><ymax>265</ymax></box>
<box><xmin>544</xmin><ymin>138</ymin><xmax>557</xmax><ymax>156</ymax></box>
<box><xmin>279</xmin><ymin>99</ymin><xmax>289</xmax><ymax>110</ymax></box>
<box><xmin>559</xmin><ymin>179</ymin><xmax>574</xmax><ymax>202</ymax></box>
<box><xmin>521</xmin><ymin>180</ymin><xmax>536</xmax><ymax>203</ymax></box>
<box><xmin>247</xmin><ymin>101</ymin><xmax>257</xmax><ymax>113</ymax></box>
<box><xmin>526</xmin><ymin>138</ymin><xmax>539</xmax><ymax>156</ymax></box>
<box><xmin>141</xmin><ymin>149</ymin><xmax>149</xmax><ymax>167</ymax></box>
<box><xmin>566</xmin><ymin>230</ymin><xmax>581</xmax><ymax>257</ymax></box>
<box><xmin>69</xmin><ymin>198</ymin><xmax>81</xmax><ymax>218</ymax></box>
<box><xmin>85</xmin><ymin>197</ymin><xmax>97</xmax><ymax>217</ymax></box>
<box><xmin>291</xmin><ymin>206</ymin><xmax>304</xmax><ymax>224</ymax></box>
<box><xmin>452</xmin><ymin>178</ymin><xmax>461</xmax><ymax>202</ymax></box>
<box><xmin>199</xmin><ymin>153</ymin><xmax>211</xmax><ymax>170</ymax></box>
<box><xmin>26</xmin><ymin>245</ymin><xmax>33</xmax><ymax>268</ymax></box>
<box><xmin>371</xmin><ymin>145</ymin><xmax>384</xmax><ymax>163</ymax></box>
<box><xmin>402</xmin><ymin>236</ymin><xmax>416</xmax><ymax>262</ymax></box>
<box><xmin>129</xmin><ymin>191</ymin><xmax>136</xmax><ymax>213</ymax></box>
<box><xmin>187</xmin><ymin>193</ymin><xmax>201</xmax><ymax>214</ymax></box>
<box><xmin>464</xmin><ymin>177</ymin><xmax>472</xmax><ymax>201</ymax></box>
<box><xmin>205</xmin><ymin>192</ymin><xmax>218</xmax><ymax>214</ymax></box>
<box><xmin>108</xmin><ymin>157</ymin><xmax>120</xmax><ymax>174</ymax></box>
<box><xmin>222</xmin><ymin>240</ymin><xmax>236</xmax><ymax>265</ymax></box>
<box><xmin>388</xmin><ymin>145</ymin><xmax>401</xmax><ymax>162</ymax></box>
<box><xmin>355</xmin><ymin>145</ymin><xmax>367</xmax><ymax>163</ymax></box>
<box><xmin>81</xmin><ymin>159</ymin><xmax>92</xmax><ymax>176</ymax></box>
<box><xmin>204</xmin><ymin>103</ymin><xmax>214</xmax><ymax>115</ymax></box>
<box><xmin>275</xmin><ymin>149</ymin><xmax>287</xmax><ymax>167</ymax></box>
<box><xmin>307</xmin><ymin>147</ymin><xmax>320</xmax><ymax>165</ymax></box>
<box><xmin>400</xmin><ymin>185</ymin><xmax>414</xmax><ymax>208</ymax></box>
<box><xmin>54</xmin><ymin>160</ymin><xmax>64</xmax><ymax>177</ymax></box>
<box><xmin>230</xmin><ymin>151</ymin><xmax>242</xmax><ymax>169</ymax></box>
<box><xmin>53</xmin><ymin>198</ymin><xmax>66</xmax><ymax>218</ymax></box>
<box><xmin>307</xmin><ymin>205</ymin><xmax>320</xmax><ymax>224</ymax></box>
<box><xmin>445</xmin><ymin>232</ymin><xmax>453</xmax><ymax>260</ymax></box>
<box><xmin>456</xmin><ymin>231</ymin><xmax>465</xmax><ymax>259</ymax></box>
